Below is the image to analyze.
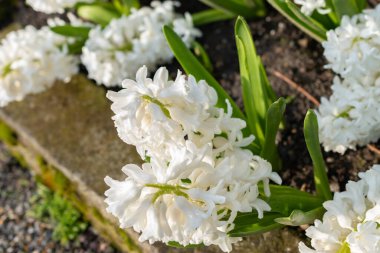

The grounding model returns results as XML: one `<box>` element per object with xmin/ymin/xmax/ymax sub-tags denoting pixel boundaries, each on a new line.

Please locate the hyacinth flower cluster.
<box><xmin>104</xmin><ymin>66</ymin><xmax>281</xmax><ymax>251</ymax></box>
<box><xmin>268</xmin><ymin>1</ymin><xmax>380</xmax><ymax>154</ymax></box>
<box><xmin>26</xmin><ymin>0</ymin><xmax>93</xmax><ymax>14</ymax></box>
<box><xmin>103</xmin><ymin>17</ymin><xmax>329</xmax><ymax>252</ymax></box>
<box><xmin>0</xmin><ymin>25</ymin><xmax>78</xmax><ymax>107</ymax></box>
<box><xmin>317</xmin><ymin>6</ymin><xmax>380</xmax><ymax>153</ymax></box>
<box><xmin>299</xmin><ymin>165</ymin><xmax>380</xmax><ymax>253</ymax></box>
<box><xmin>0</xmin><ymin>0</ymin><xmax>205</xmax><ymax>107</ymax></box>
<box><xmin>36</xmin><ymin>0</ymin><xmax>201</xmax><ymax>87</ymax></box>
<box><xmin>81</xmin><ymin>1</ymin><xmax>201</xmax><ymax>86</ymax></box>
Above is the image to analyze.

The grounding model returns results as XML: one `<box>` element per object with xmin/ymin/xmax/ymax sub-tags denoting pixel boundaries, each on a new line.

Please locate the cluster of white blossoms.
<box><xmin>323</xmin><ymin>6</ymin><xmax>380</xmax><ymax>80</ymax></box>
<box><xmin>26</xmin><ymin>0</ymin><xmax>93</xmax><ymax>14</ymax></box>
<box><xmin>0</xmin><ymin>25</ymin><xmax>78</xmax><ymax>107</ymax></box>
<box><xmin>317</xmin><ymin>5</ymin><xmax>380</xmax><ymax>153</ymax></box>
<box><xmin>294</xmin><ymin>0</ymin><xmax>330</xmax><ymax>16</ymax></box>
<box><xmin>104</xmin><ymin>66</ymin><xmax>281</xmax><ymax>252</ymax></box>
<box><xmin>316</xmin><ymin>76</ymin><xmax>380</xmax><ymax>154</ymax></box>
<box><xmin>81</xmin><ymin>1</ymin><xmax>201</xmax><ymax>87</ymax></box>
<box><xmin>299</xmin><ymin>165</ymin><xmax>380</xmax><ymax>253</ymax></box>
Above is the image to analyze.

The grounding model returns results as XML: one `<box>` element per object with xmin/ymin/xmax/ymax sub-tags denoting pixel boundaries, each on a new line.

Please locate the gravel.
<box><xmin>0</xmin><ymin>143</ymin><xmax>120</xmax><ymax>253</ymax></box>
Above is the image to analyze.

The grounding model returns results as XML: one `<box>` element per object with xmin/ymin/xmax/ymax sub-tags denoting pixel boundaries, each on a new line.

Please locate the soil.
<box><xmin>1</xmin><ymin>0</ymin><xmax>380</xmax><ymax>248</ymax></box>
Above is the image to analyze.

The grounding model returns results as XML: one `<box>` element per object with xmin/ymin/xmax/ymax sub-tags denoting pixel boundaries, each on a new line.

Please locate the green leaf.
<box><xmin>167</xmin><ymin>241</ymin><xmax>203</xmax><ymax>248</ymax></box>
<box><xmin>67</xmin><ymin>39</ymin><xmax>87</xmax><ymax>54</ymax></box>
<box><xmin>235</xmin><ymin>16</ymin><xmax>276</xmax><ymax>147</ymax></box>
<box><xmin>285</xmin><ymin>1</ymin><xmax>329</xmax><ymax>35</ymax></box>
<box><xmin>113</xmin><ymin>0</ymin><xmax>140</xmax><ymax>15</ymax></box>
<box><xmin>198</xmin><ymin>0</ymin><xmax>266</xmax><ymax>18</ymax></box>
<box><xmin>192</xmin><ymin>41</ymin><xmax>213</xmax><ymax>72</ymax></box>
<box><xmin>332</xmin><ymin>0</ymin><xmax>365</xmax><ymax>19</ymax></box>
<box><xmin>259</xmin><ymin>184</ymin><xmax>324</xmax><ymax>215</ymax></box>
<box><xmin>229</xmin><ymin>212</ymin><xmax>284</xmax><ymax>237</ymax></box>
<box><xmin>77</xmin><ymin>5</ymin><xmax>120</xmax><ymax>26</ymax></box>
<box><xmin>163</xmin><ymin>25</ymin><xmax>245</xmax><ymax>121</ymax></box>
<box><xmin>260</xmin><ymin>98</ymin><xmax>286</xmax><ymax>171</ymax></box>
<box><xmin>275</xmin><ymin>206</ymin><xmax>324</xmax><ymax>226</ymax></box>
<box><xmin>267</xmin><ymin>0</ymin><xmax>327</xmax><ymax>42</ymax></box>
<box><xmin>259</xmin><ymin>59</ymin><xmax>277</xmax><ymax>103</ymax></box>
<box><xmin>356</xmin><ymin>0</ymin><xmax>367</xmax><ymax>11</ymax></box>
<box><xmin>304</xmin><ymin>110</ymin><xmax>332</xmax><ymax>201</ymax></box>
<box><xmin>50</xmin><ymin>25</ymin><xmax>91</xmax><ymax>38</ymax></box>
<box><xmin>192</xmin><ymin>9</ymin><xmax>235</xmax><ymax>26</ymax></box>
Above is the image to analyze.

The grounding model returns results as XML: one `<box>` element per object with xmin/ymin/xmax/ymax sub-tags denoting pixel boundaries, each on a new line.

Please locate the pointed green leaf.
<box><xmin>50</xmin><ymin>25</ymin><xmax>91</xmax><ymax>38</ymax></box>
<box><xmin>304</xmin><ymin>110</ymin><xmax>332</xmax><ymax>201</ymax></box>
<box><xmin>267</xmin><ymin>0</ymin><xmax>327</xmax><ymax>42</ymax></box>
<box><xmin>198</xmin><ymin>0</ymin><xmax>266</xmax><ymax>18</ymax></box>
<box><xmin>356</xmin><ymin>0</ymin><xmax>367</xmax><ymax>11</ymax></box>
<box><xmin>67</xmin><ymin>38</ymin><xmax>87</xmax><ymax>54</ymax></box>
<box><xmin>235</xmin><ymin>16</ymin><xmax>276</xmax><ymax>147</ymax></box>
<box><xmin>113</xmin><ymin>0</ymin><xmax>140</xmax><ymax>15</ymax></box>
<box><xmin>259</xmin><ymin>184</ymin><xmax>324</xmax><ymax>215</ymax></box>
<box><xmin>229</xmin><ymin>212</ymin><xmax>284</xmax><ymax>237</ymax></box>
<box><xmin>77</xmin><ymin>5</ymin><xmax>120</xmax><ymax>26</ymax></box>
<box><xmin>192</xmin><ymin>9</ymin><xmax>235</xmax><ymax>26</ymax></box>
<box><xmin>275</xmin><ymin>207</ymin><xmax>324</xmax><ymax>226</ymax></box>
<box><xmin>332</xmin><ymin>0</ymin><xmax>365</xmax><ymax>19</ymax></box>
<box><xmin>163</xmin><ymin>25</ymin><xmax>245</xmax><ymax>121</ymax></box>
<box><xmin>260</xmin><ymin>98</ymin><xmax>286</xmax><ymax>171</ymax></box>
<box><xmin>286</xmin><ymin>1</ymin><xmax>329</xmax><ymax>34</ymax></box>
<box><xmin>192</xmin><ymin>41</ymin><xmax>213</xmax><ymax>72</ymax></box>
<box><xmin>259</xmin><ymin>59</ymin><xmax>277</xmax><ymax>103</ymax></box>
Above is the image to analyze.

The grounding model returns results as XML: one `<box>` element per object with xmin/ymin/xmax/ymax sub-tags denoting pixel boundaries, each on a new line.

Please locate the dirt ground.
<box><xmin>2</xmin><ymin>0</ymin><xmax>380</xmax><ymax>218</ymax></box>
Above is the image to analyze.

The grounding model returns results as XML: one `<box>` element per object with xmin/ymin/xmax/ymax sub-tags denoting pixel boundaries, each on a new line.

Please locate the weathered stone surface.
<box><xmin>2</xmin><ymin>75</ymin><xmax>140</xmax><ymax>195</ymax></box>
<box><xmin>0</xmin><ymin>26</ymin><xmax>304</xmax><ymax>253</ymax></box>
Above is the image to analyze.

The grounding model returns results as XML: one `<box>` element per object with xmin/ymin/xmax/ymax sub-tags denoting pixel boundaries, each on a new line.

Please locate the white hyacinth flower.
<box><xmin>81</xmin><ymin>1</ymin><xmax>201</xmax><ymax>87</ymax></box>
<box><xmin>105</xmin><ymin>143</ymin><xmax>281</xmax><ymax>252</ymax></box>
<box><xmin>323</xmin><ymin>6</ymin><xmax>380</xmax><ymax>80</ymax></box>
<box><xmin>0</xmin><ymin>26</ymin><xmax>78</xmax><ymax>107</ymax></box>
<box><xmin>107</xmin><ymin>66</ymin><xmax>221</xmax><ymax>159</ymax></box>
<box><xmin>105</xmin><ymin>66</ymin><xmax>281</xmax><ymax>252</ymax></box>
<box><xmin>299</xmin><ymin>165</ymin><xmax>380</xmax><ymax>253</ymax></box>
<box><xmin>317</xmin><ymin>75</ymin><xmax>380</xmax><ymax>154</ymax></box>
<box><xmin>26</xmin><ymin>0</ymin><xmax>93</xmax><ymax>14</ymax></box>
<box><xmin>294</xmin><ymin>0</ymin><xmax>330</xmax><ymax>16</ymax></box>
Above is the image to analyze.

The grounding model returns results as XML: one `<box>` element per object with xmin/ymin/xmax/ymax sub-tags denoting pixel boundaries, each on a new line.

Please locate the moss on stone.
<box><xmin>33</xmin><ymin>155</ymin><xmax>142</xmax><ymax>253</ymax></box>
<box><xmin>10</xmin><ymin>149</ymin><xmax>28</xmax><ymax>168</ymax></box>
<box><xmin>118</xmin><ymin>228</ymin><xmax>141</xmax><ymax>252</ymax></box>
<box><xmin>0</xmin><ymin>120</ymin><xmax>17</xmax><ymax>146</ymax></box>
